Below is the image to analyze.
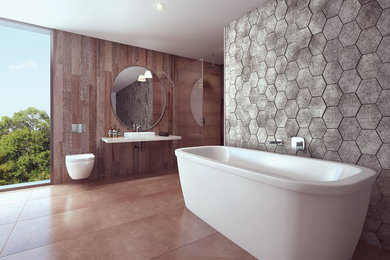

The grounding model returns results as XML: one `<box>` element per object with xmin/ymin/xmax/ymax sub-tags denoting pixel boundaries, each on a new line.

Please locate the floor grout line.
<box><xmin>0</xmin><ymin>189</ymin><xmax>33</xmax><ymax>256</ymax></box>
<box><xmin>148</xmin><ymin>231</ymin><xmax>219</xmax><ymax>260</ymax></box>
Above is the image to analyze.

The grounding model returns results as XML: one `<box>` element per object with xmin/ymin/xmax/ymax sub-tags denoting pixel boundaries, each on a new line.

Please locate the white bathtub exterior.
<box><xmin>175</xmin><ymin>146</ymin><xmax>377</xmax><ymax>260</ymax></box>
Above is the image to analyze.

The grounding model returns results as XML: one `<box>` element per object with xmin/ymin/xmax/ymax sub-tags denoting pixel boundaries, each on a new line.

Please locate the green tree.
<box><xmin>0</xmin><ymin>108</ymin><xmax>50</xmax><ymax>185</ymax></box>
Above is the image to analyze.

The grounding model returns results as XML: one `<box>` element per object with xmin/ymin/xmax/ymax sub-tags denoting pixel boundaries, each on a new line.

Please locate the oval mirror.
<box><xmin>111</xmin><ymin>66</ymin><xmax>166</xmax><ymax>131</ymax></box>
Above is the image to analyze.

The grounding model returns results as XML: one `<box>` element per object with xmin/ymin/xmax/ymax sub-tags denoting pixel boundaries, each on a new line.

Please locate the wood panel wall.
<box><xmin>52</xmin><ymin>30</ymin><xmax>223</xmax><ymax>184</ymax></box>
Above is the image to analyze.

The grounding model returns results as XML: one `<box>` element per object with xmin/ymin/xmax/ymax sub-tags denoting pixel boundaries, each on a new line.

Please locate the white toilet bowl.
<box><xmin>65</xmin><ymin>153</ymin><xmax>95</xmax><ymax>180</ymax></box>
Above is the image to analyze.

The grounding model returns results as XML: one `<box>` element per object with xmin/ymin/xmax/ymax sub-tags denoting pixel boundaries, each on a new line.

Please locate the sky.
<box><xmin>0</xmin><ymin>21</ymin><xmax>50</xmax><ymax>118</ymax></box>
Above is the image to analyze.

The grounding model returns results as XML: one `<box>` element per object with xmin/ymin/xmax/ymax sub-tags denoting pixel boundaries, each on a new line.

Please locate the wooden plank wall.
<box><xmin>52</xmin><ymin>30</ymin><xmax>223</xmax><ymax>184</ymax></box>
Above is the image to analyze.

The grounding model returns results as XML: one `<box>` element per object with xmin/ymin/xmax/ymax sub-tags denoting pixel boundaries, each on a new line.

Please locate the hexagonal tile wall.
<box><xmin>225</xmin><ymin>0</ymin><xmax>390</xmax><ymax>250</ymax></box>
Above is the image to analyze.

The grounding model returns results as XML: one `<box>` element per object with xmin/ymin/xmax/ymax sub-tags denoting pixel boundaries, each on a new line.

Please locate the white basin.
<box><xmin>124</xmin><ymin>132</ymin><xmax>155</xmax><ymax>139</ymax></box>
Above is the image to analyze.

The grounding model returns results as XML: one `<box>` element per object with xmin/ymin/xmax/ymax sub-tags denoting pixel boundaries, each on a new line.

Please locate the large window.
<box><xmin>0</xmin><ymin>20</ymin><xmax>51</xmax><ymax>186</ymax></box>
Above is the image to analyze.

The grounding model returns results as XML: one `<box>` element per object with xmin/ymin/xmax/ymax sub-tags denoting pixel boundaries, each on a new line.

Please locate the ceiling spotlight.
<box><xmin>155</xmin><ymin>1</ymin><xmax>165</xmax><ymax>11</ymax></box>
<box><xmin>144</xmin><ymin>70</ymin><xmax>153</xmax><ymax>78</ymax></box>
<box><xmin>138</xmin><ymin>75</ymin><xmax>146</xmax><ymax>82</ymax></box>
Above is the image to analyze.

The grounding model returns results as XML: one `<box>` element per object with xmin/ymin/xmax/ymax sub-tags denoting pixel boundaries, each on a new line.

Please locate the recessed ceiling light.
<box><xmin>154</xmin><ymin>1</ymin><xmax>165</xmax><ymax>11</ymax></box>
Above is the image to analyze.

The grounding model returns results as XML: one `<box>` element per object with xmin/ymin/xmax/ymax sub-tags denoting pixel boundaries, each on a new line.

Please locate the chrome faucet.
<box><xmin>136</xmin><ymin>124</ymin><xmax>141</xmax><ymax>133</ymax></box>
<box><xmin>267</xmin><ymin>139</ymin><xmax>283</xmax><ymax>145</ymax></box>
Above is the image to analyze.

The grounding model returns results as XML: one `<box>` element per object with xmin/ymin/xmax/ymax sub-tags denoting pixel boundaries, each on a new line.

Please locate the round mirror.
<box><xmin>111</xmin><ymin>66</ymin><xmax>166</xmax><ymax>131</ymax></box>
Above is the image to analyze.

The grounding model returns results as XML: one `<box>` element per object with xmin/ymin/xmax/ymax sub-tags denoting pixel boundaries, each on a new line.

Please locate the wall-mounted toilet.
<box><xmin>65</xmin><ymin>153</ymin><xmax>95</xmax><ymax>180</ymax></box>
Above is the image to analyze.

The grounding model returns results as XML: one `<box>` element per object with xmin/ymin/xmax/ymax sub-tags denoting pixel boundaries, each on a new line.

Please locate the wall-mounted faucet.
<box><xmin>267</xmin><ymin>139</ymin><xmax>283</xmax><ymax>145</ymax></box>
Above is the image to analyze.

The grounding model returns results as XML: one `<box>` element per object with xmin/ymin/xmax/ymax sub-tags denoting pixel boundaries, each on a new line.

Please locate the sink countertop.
<box><xmin>101</xmin><ymin>135</ymin><xmax>182</xmax><ymax>143</ymax></box>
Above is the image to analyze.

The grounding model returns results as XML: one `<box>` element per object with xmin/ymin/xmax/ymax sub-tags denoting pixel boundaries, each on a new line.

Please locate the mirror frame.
<box><xmin>111</xmin><ymin>65</ymin><xmax>167</xmax><ymax>131</ymax></box>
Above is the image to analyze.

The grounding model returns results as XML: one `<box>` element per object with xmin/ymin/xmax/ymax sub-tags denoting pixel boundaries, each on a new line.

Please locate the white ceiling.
<box><xmin>0</xmin><ymin>0</ymin><xmax>266</xmax><ymax>64</ymax></box>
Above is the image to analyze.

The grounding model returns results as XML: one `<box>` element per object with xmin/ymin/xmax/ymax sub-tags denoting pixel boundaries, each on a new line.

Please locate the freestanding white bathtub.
<box><xmin>175</xmin><ymin>146</ymin><xmax>377</xmax><ymax>260</ymax></box>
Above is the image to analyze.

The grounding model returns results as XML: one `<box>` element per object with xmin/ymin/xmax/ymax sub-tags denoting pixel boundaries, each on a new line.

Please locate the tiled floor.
<box><xmin>0</xmin><ymin>173</ymin><xmax>389</xmax><ymax>260</ymax></box>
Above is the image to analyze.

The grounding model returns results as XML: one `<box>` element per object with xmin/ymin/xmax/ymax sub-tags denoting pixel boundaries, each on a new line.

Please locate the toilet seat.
<box><xmin>66</xmin><ymin>153</ymin><xmax>95</xmax><ymax>162</ymax></box>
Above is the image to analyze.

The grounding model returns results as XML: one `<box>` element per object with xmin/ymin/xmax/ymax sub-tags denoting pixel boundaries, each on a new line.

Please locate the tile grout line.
<box><xmin>0</xmin><ymin>189</ymin><xmax>33</xmax><ymax>256</ymax></box>
<box><xmin>148</xmin><ymin>231</ymin><xmax>219</xmax><ymax>260</ymax></box>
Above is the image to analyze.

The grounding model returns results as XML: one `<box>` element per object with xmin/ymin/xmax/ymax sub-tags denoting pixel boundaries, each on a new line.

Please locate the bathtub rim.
<box><xmin>175</xmin><ymin>145</ymin><xmax>377</xmax><ymax>195</ymax></box>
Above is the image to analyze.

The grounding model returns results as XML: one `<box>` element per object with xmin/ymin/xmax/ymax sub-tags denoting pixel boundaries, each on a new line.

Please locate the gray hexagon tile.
<box><xmin>297</xmin><ymin>68</ymin><xmax>313</xmax><ymax>89</ymax></box>
<box><xmin>309</xmin><ymin>0</ymin><xmax>326</xmax><ymax>14</ymax></box>
<box><xmin>339</xmin><ymin>69</ymin><xmax>361</xmax><ymax>94</ymax></box>
<box><xmin>309</xmin><ymin>139</ymin><xmax>326</xmax><ymax>159</ymax></box>
<box><xmin>257</xmin><ymin>112</ymin><xmax>267</xmax><ymax>129</ymax></box>
<box><xmin>309</xmin><ymin>54</ymin><xmax>326</xmax><ymax>75</ymax></box>
<box><xmin>339</xmin><ymin>117</ymin><xmax>361</xmax><ymax>140</ymax></box>
<box><xmin>377</xmin><ymin>36</ymin><xmax>390</xmax><ymax>63</ymax></box>
<box><xmin>357</xmin><ymin>27</ymin><xmax>382</xmax><ymax>55</ymax></box>
<box><xmin>275</xmin><ymin>37</ymin><xmax>287</xmax><ymax>56</ymax></box>
<box><xmin>309</xmin><ymin>97</ymin><xmax>326</xmax><ymax>117</ymax></box>
<box><xmin>256</xmin><ymin>127</ymin><xmax>267</xmax><ymax>143</ymax></box>
<box><xmin>377</xmin><ymin>203</ymin><xmax>390</xmax><ymax>238</ymax></box>
<box><xmin>358</xmin><ymin>154</ymin><xmax>382</xmax><ymax>173</ymax></box>
<box><xmin>248</xmin><ymin>103</ymin><xmax>258</xmax><ymax>119</ymax></box>
<box><xmin>266</xmin><ymin>15</ymin><xmax>277</xmax><ymax>33</ymax></box>
<box><xmin>266</xmin><ymin>67</ymin><xmax>277</xmax><ymax>84</ymax></box>
<box><xmin>339</xmin><ymin>141</ymin><xmax>361</xmax><ymax>164</ymax></box>
<box><xmin>339</xmin><ymin>46</ymin><xmax>361</xmax><ymax>71</ymax></box>
<box><xmin>323</xmin><ymin>62</ymin><xmax>342</xmax><ymax>84</ymax></box>
<box><xmin>309</xmin><ymin>76</ymin><xmax>326</xmax><ymax>97</ymax></box>
<box><xmin>275</xmin><ymin>92</ymin><xmax>287</xmax><ymax>109</ymax></box>
<box><xmin>339</xmin><ymin>21</ymin><xmax>361</xmax><ymax>47</ymax></box>
<box><xmin>323</xmin><ymin>39</ymin><xmax>343</xmax><ymax>63</ymax></box>
<box><xmin>297</xmin><ymin>88</ymin><xmax>311</xmax><ymax>108</ymax></box>
<box><xmin>257</xmin><ymin>10</ymin><xmax>267</xmax><ymax>28</ymax></box>
<box><xmin>275</xmin><ymin>110</ymin><xmax>288</xmax><ymax>127</ymax></box>
<box><xmin>285</xmin><ymin>62</ymin><xmax>299</xmax><ymax>81</ymax></box>
<box><xmin>296</xmin><ymin>48</ymin><xmax>312</xmax><ymax>69</ymax></box>
<box><xmin>378</xmin><ymin>8</ymin><xmax>390</xmax><ymax>36</ymax></box>
<box><xmin>275</xmin><ymin>56</ymin><xmax>288</xmax><ymax>74</ymax></box>
<box><xmin>309</xmin><ymin>118</ymin><xmax>327</xmax><ymax>138</ymax></box>
<box><xmin>275</xmin><ymin>19</ymin><xmax>288</xmax><ymax>38</ymax></box>
<box><xmin>378</xmin><ymin>170</ymin><xmax>390</xmax><ymax>197</ymax></box>
<box><xmin>357</xmin><ymin>53</ymin><xmax>382</xmax><ymax>80</ymax></box>
<box><xmin>323</xmin><ymin>151</ymin><xmax>342</xmax><ymax>162</ymax></box>
<box><xmin>323</xmin><ymin>16</ymin><xmax>343</xmax><ymax>40</ymax></box>
<box><xmin>275</xmin><ymin>1</ymin><xmax>287</xmax><ymax>20</ymax></box>
<box><xmin>285</xmin><ymin>80</ymin><xmax>299</xmax><ymax>99</ymax></box>
<box><xmin>296</xmin><ymin>108</ymin><xmax>312</xmax><ymax>127</ymax></box>
<box><xmin>265</xmin><ymin>101</ymin><xmax>277</xmax><ymax>119</ymax></box>
<box><xmin>322</xmin><ymin>84</ymin><xmax>342</xmax><ymax>106</ymax></box>
<box><xmin>308</xmin><ymin>11</ymin><xmax>326</xmax><ymax>35</ymax></box>
<box><xmin>309</xmin><ymin>33</ymin><xmax>326</xmax><ymax>55</ymax></box>
<box><xmin>357</xmin><ymin>79</ymin><xmax>381</xmax><ymax>104</ymax></box>
<box><xmin>285</xmin><ymin>118</ymin><xmax>299</xmax><ymax>136</ymax></box>
<box><xmin>378</xmin><ymin>144</ymin><xmax>390</xmax><ymax>169</ymax></box>
<box><xmin>377</xmin><ymin>63</ymin><xmax>390</xmax><ymax>90</ymax></box>
<box><xmin>356</xmin><ymin>104</ymin><xmax>382</xmax><ymax>129</ymax></box>
<box><xmin>377</xmin><ymin>117</ymin><xmax>390</xmax><ymax>143</ymax></box>
<box><xmin>249</xmin><ymin>119</ymin><xmax>259</xmax><ymax>135</ymax></box>
<box><xmin>257</xmin><ymin>78</ymin><xmax>267</xmax><ymax>94</ymax></box>
<box><xmin>285</xmin><ymin>23</ymin><xmax>300</xmax><ymax>43</ymax></box>
<box><xmin>357</xmin><ymin>130</ymin><xmax>382</xmax><ymax>155</ymax></box>
<box><xmin>297</xmin><ymin>28</ymin><xmax>312</xmax><ymax>49</ymax></box>
<box><xmin>285</xmin><ymin>99</ymin><xmax>299</xmax><ymax>118</ymax></box>
<box><xmin>378</xmin><ymin>90</ymin><xmax>390</xmax><ymax>116</ymax></box>
<box><xmin>377</xmin><ymin>0</ymin><xmax>390</xmax><ymax>9</ymax></box>
<box><xmin>339</xmin><ymin>0</ymin><xmax>361</xmax><ymax>24</ymax></box>
<box><xmin>296</xmin><ymin>7</ymin><xmax>312</xmax><ymax>29</ymax></box>
<box><xmin>256</xmin><ymin>28</ymin><xmax>268</xmax><ymax>45</ymax></box>
<box><xmin>265</xmin><ymin>50</ymin><xmax>277</xmax><ymax>67</ymax></box>
<box><xmin>323</xmin><ymin>0</ymin><xmax>343</xmax><ymax>18</ymax></box>
<box><xmin>356</xmin><ymin>1</ymin><xmax>383</xmax><ymax>30</ymax></box>
<box><xmin>266</xmin><ymin>33</ymin><xmax>277</xmax><ymax>51</ymax></box>
<box><xmin>338</xmin><ymin>93</ymin><xmax>361</xmax><ymax>117</ymax></box>
<box><xmin>364</xmin><ymin>206</ymin><xmax>382</xmax><ymax>233</ymax></box>
<box><xmin>323</xmin><ymin>106</ymin><xmax>343</xmax><ymax>128</ymax></box>
<box><xmin>285</xmin><ymin>42</ymin><xmax>299</xmax><ymax>62</ymax></box>
<box><xmin>265</xmin><ymin>84</ymin><xmax>277</xmax><ymax>101</ymax></box>
<box><xmin>323</xmin><ymin>129</ymin><xmax>343</xmax><ymax>151</ymax></box>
